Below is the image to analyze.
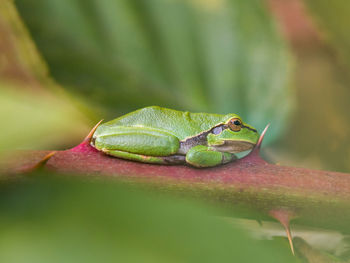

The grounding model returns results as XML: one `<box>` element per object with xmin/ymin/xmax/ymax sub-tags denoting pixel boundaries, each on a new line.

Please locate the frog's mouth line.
<box><xmin>242</xmin><ymin>124</ymin><xmax>257</xmax><ymax>133</ymax></box>
<box><xmin>213</xmin><ymin>140</ymin><xmax>255</xmax><ymax>153</ymax></box>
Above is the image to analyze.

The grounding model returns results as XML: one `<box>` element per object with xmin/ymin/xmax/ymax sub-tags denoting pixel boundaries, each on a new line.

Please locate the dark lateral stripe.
<box><xmin>242</xmin><ymin>124</ymin><xmax>257</xmax><ymax>133</ymax></box>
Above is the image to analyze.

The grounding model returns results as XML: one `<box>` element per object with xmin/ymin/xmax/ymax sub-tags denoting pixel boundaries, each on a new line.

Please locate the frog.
<box><xmin>91</xmin><ymin>106</ymin><xmax>259</xmax><ymax>168</ymax></box>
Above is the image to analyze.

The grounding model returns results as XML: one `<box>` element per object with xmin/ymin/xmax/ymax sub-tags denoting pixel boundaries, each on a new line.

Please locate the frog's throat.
<box><xmin>211</xmin><ymin>140</ymin><xmax>255</xmax><ymax>153</ymax></box>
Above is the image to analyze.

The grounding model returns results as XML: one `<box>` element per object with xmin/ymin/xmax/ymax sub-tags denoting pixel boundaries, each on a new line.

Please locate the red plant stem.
<box><xmin>1</xmin><ymin>126</ymin><xmax>350</xmax><ymax>233</ymax></box>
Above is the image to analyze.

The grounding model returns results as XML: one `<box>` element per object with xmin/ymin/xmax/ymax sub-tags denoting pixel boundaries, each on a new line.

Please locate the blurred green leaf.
<box><xmin>0</xmin><ymin>85</ymin><xmax>89</xmax><ymax>150</ymax></box>
<box><xmin>303</xmin><ymin>1</ymin><xmax>350</xmax><ymax>70</ymax></box>
<box><xmin>294</xmin><ymin>237</ymin><xmax>346</xmax><ymax>263</ymax></box>
<box><xmin>0</xmin><ymin>1</ymin><xmax>91</xmax><ymax>151</ymax></box>
<box><xmin>0</xmin><ymin>175</ymin><xmax>298</xmax><ymax>263</ymax></box>
<box><xmin>15</xmin><ymin>0</ymin><xmax>294</xmax><ymax>142</ymax></box>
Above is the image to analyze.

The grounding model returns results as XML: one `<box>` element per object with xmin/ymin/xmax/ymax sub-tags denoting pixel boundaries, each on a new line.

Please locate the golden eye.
<box><xmin>228</xmin><ymin>118</ymin><xmax>242</xmax><ymax>131</ymax></box>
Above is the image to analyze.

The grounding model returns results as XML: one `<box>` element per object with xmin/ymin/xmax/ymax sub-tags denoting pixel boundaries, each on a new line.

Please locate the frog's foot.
<box><xmin>161</xmin><ymin>154</ymin><xmax>186</xmax><ymax>164</ymax></box>
<box><xmin>185</xmin><ymin>145</ymin><xmax>236</xmax><ymax>168</ymax></box>
<box><xmin>103</xmin><ymin>149</ymin><xmax>185</xmax><ymax>165</ymax></box>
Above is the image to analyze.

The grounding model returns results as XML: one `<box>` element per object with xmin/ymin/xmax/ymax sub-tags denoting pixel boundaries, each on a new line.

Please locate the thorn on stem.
<box><xmin>69</xmin><ymin>120</ymin><xmax>104</xmax><ymax>153</ymax></box>
<box><xmin>256</xmin><ymin>123</ymin><xmax>270</xmax><ymax>150</ymax></box>
<box><xmin>246</xmin><ymin>123</ymin><xmax>270</xmax><ymax>160</ymax></box>
<box><xmin>269</xmin><ymin>209</ymin><xmax>296</xmax><ymax>255</ymax></box>
<box><xmin>22</xmin><ymin>151</ymin><xmax>56</xmax><ymax>173</ymax></box>
<box><xmin>84</xmin><ymin>119</ymin><xmax>104</xmax><ymax>143</ymax></box>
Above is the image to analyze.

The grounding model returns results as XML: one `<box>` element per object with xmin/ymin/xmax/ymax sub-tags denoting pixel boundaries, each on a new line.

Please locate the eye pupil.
<box><xmin>233</xmin><ymin>120</ymin><xmax>241</xmax><ymax>126</ymax></box>
<box><xmin>228</xmin><ymin>118</ymin><xmax>242</xmax><ymax>132</ymax></box>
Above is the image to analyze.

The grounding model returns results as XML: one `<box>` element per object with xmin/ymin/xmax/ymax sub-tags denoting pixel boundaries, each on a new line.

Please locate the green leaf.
<box><xmin>0</xmin><ymin>85</ymin><xmax>88</xmax><ymax>150</ymax></box>
<box><xmin>15</xmin><ymin>0</ymin><xmax>294</xmax><ymax>142</ymax></box>
<box><xmin>303</xmin><ymin>1</ymin><xmax>350</xmax><ymax>70</ymax></box>
<box><xmin>0</xmin><ymin>1</ymin><xmax>91</xmax><ymax>151</ymax></box>
<box><xmin>0</xmin><ymin>175</ymin><xmax>299</xmax><ymax>263</ymax></box>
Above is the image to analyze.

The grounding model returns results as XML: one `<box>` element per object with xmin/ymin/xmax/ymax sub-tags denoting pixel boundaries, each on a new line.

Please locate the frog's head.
<box><xmin>207</xmin><ymin>115</ymin><xmax>259</xmax><ymax>153</ymax></box>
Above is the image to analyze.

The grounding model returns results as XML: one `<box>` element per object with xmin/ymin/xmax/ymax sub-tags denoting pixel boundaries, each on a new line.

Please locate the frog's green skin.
<box><xmin>91</xmin><ymin>106</ymin><xmax>259</xmax><ymax>168</ymax></box>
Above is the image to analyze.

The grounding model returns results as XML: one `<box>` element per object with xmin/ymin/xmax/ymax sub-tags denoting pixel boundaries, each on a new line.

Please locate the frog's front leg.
<box><xmin>93</xmin><ymin>126</ymin><xmax>182</xmax><ymax>164</ymax></box>
<box><xmin>185</xmin><ymin>145</ymin><xmax>236</xmax><ymax>168</ymax></box>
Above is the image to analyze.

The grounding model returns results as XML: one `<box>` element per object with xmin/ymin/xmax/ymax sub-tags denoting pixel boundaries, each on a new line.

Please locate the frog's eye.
<box><xmin>228</xmin><ymin>118</ymin><xmax>242</xmax><ymax>131</ymax></box>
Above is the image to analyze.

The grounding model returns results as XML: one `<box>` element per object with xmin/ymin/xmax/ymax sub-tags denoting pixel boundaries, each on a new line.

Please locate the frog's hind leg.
<box><xmin>103</xmin><ymin>149</ymin><xmax>185</xmax><ymax>165</ymax></box>
<box><xmin>94</xmin><ymin>126</ymin><xmax>184</xmax><ymax>164</ymax></box>
<box><xmin>94</xmin><ymin>126</ymin><xmax>180</xmax><ymax>157</ymax></box>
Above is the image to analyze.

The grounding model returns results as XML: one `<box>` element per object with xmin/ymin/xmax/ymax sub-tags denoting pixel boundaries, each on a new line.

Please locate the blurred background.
<box><xmin>1</xmin><ymin>0</ymin><xmax>350</xmax><ymax>172</ymax></box>
<box><xmin>1</xmin><ymin>0</ymin><xmax>350</xmax><ymax>261</ymax></box>
<box><xmin>2</xmin><ymin>0</ymin><xmax>350</xmax><ymax>173</ymax></box>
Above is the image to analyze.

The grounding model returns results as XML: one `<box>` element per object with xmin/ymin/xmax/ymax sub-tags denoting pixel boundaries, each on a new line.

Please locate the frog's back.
<box><xmin>101</xmin><ymin>106</ymin><xmax>238</xmax><ymax>140</ymax></box>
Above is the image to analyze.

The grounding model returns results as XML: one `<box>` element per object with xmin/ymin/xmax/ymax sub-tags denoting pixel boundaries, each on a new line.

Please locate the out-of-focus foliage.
<box><xmin>0</xmin><ymin>175</ymin><xmax>298</xmax><ymax>263</ymax></box>
<box><xmin>294</xmin><ymin>237</ymin><xmax>347</xmax><ymax>263</ymax></box>
<box><xmin>269</xmin><ymin>0</ymin><xmax>350</xmax><ymax>173</ymax></box>
<box><xmin>1</xmin><ymin>0</ymin><xmax>350</xmax><ymax>261</ymax></box>
<box><xmin>274</xmin><ymin>47</ymin><xmax>350</xmax><ymax>172</ymax></box>
<box><xmin>0</xmin><ymin>86</ymin><xmax>87</xmax><ymax>150</ymax></box>
<box><xmin>15</xmin><ymin>0</ymin><xmax>294</xmax><ymax>142</ymax></box>
<box><xmin>0</xmin><ymin>1</ymin><xmax>90</xmax><ymax>151</ymax></box>
<box><xmin>303</xmin><ymin>1</ymin><xmax>350</xmax><ymax>70</ymax></box>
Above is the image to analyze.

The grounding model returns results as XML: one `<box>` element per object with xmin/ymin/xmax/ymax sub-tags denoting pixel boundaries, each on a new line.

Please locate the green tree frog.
<box><xmin>91</xmin><ymin>106</ymin><xmax>259</xmax><ymax>168</ymax></box>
